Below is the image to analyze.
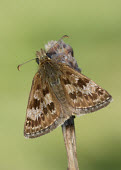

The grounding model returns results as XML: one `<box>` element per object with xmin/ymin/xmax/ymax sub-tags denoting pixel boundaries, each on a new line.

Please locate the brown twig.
<box><xmin>62</xmin><ymin>116</ymin><xmax>79</xmax><ymax>170</ymax></box>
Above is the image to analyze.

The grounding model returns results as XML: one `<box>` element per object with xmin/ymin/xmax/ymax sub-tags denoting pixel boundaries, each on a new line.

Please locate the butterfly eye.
<box><xmin>46</xmin><ymin>53</ymin><xmax>52</xmax><ymax>59</ymax></box>
<box><xmin>36</xmin><ymin>58</ymin><xmax>39</xmax><ymax>65</ymax></box>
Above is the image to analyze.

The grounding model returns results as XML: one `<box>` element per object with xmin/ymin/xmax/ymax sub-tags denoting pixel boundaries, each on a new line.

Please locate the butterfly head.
<box><xmin>17</xmin><ymin>48</ymin><xmax>52</xmax><ymax>71</ymax></box>
<box><xmin>36</xmin><ymin>48</ymin><xmax>51</xmax><ymax>65</ymax></box>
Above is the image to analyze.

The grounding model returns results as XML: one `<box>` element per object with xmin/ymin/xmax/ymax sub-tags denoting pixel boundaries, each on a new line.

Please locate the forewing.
<box><xmin>60</xmin><ymin>64</ymin><xmax>112</xmax><ymax>114</ymax></box>
<box><xmin>24</xmin><ymin>72</ymin><xmax>63</xmax><ymax>138</ymax></box>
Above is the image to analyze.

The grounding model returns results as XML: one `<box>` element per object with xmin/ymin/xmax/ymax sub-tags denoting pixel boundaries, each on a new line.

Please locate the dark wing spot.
<box><xmin>33</xmin><ymin>99</ymin><xmax>40</xmax><ymax>109</ymax></box>
<box><xmin>77</xmin><ymin>79</ymin><xmax>86</xmax><ymax>88</ymax></box>
<box><xmin>36</xmin><ymin>73</ymin><xmax>40</xmax><ymax>78</ymax></box>
<box><xmin>83</xmin><ymin>78</ymin><xmax>90</xmax><ymax>84</ymax></box>
<box><xmin>69</xmin><ymin>92</ymin><xmax>77</xmax><ymax>99</ymax></box>
<box><xmin>104</xmin><ymin>93</ymin><xmax>109</xmax><ymax>99</ymax></box>
<box><xmin>35</xmin><ymin>119</ymin><xmax>38</xmax><ymax>126</ymax></box>
<box><xmin>26</xmin><ymin>118</ymin><xmax>31</xmax><ymax>126</ymax></box>
<box><xmin>29</xmin><ymin>103</ymin><xmax>33</xmax><ymax>109</ymax></box>
<box><xmin>31</xmin><ymin>120</ymin><xmax>35</xmax><ymax>128</ymax></box>
<box><xmin>28</xmin><ymin>99</ymin><xmax>40</xmax><ymax>109</ymax></box>
<box><xmin>47</xmin><ymin>102</ymin><xmax>55</xmax><ymax>111</ymax></box>
<box><xmin>73</xmin><ymin>83</ymin><xmax>78</xmax><ymax>87</ymax></box>
<box><xmin>77</xmin><ymin>91</ymin><xmax>82</xmax><ymax>97</ymax></box>
<box><xmin>100</xmin><ymin>97</ymin><xmax>105</xmax><ymax>102</ymax></box>
<box><xmin>66</xmin><ymin>71</ymin><xmax>72</xmax><ymax>75</ymax></box>
<box><xmin>50</xmin><ymin>102</ymin><xmax>55</xmax><ymax>110</ymax></box>
<box><xmin>98</xmin><ymin>89</ymin><xmax>104</xmax><ymax>96</ymax></box>
<box><xmin>62</xmin><ymin>78</ymin><xmax>71</xmax><ymax>85</ymax></box>
<box><xmin>41</xmin><ymin>98</ymin><xmax>43</xmax><ymax>103</ymax></box>
<box><xmin>38</xmin><ymin>116</ymin><xmax>41</xmax><ymax>124</ymax></box>
<box><xmin>37</xmin><ymin>84</ymin><xmax>41</xmax><ymax>90</ymax></box>
<box><xmin>43</xmin><ymin>87</ymin><xmax>49</xmax><ymax>96</ymax></box>
<box><xmin>95</xmin><ymin>87</ymin><xmax>99</xmax><ymax>92</ymax></box>
<box><xmin>43</xmin><ymin>107</ymin><xmax>48</xmax><ymax>115</ymax></box>
<box><xmin>92</xmin><ymin>93</ymin><xmax>98</xmax><ymax>100</ymax></box>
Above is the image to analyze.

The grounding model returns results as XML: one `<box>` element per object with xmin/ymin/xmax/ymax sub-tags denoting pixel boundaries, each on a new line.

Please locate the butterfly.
<box><xmin>18</xmin><ymin>35</ymin><xmax>112</xmax><ymax>138</ymax></box>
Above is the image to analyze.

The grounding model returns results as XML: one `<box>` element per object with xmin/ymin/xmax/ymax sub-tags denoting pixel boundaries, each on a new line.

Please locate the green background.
<box><xmin>0</xmin><ymin>0</ymin><xmax>121</xmax><ymax>170</ymax></box>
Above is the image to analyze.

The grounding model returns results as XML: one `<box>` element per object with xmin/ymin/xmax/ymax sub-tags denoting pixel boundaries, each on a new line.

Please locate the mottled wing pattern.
<box><xmin>60</xmin><ymin>64</ymin><xmax>112</xmax><ymax>115</ymax></box>
<box><xmin>24</xmin><ymin>72</ymin><xmax>62</xmax><ymax>138</ymax></box>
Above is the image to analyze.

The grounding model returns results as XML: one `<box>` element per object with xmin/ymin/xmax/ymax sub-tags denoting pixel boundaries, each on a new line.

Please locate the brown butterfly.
<box><xmin>18</xmin><ymin>35</ymin><xmax>112</xmax><ymax>138</ymax></box>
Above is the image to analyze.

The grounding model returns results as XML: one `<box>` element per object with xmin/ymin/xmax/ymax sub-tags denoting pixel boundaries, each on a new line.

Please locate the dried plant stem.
<box><xmin>62</xmin><ymin>116</ymin><xmax>79</xmax><ymax>170</ymax></box>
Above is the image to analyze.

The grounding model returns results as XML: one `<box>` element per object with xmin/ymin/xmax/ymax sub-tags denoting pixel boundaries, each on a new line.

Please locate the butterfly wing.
<box><xmin>24</xmin><ymin>72</ymin><xmax>68</xmax><ymax>138</ymax></box>
<box><xmin>59</xmin><ymin>64</ymin><xmax>112</xmax><ymax>115</ymax></box>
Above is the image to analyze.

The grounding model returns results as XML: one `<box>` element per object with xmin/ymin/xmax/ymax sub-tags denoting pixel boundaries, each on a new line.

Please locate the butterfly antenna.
<box><xmin>47</xmin><ymin>35</ymin><xmax>69</xmax><ymax>53</ymax></box>
<box><xmin>59</xmin><ymin>35</ymin><xmax>69</xmax><ymax>41</ymax></box>
<box><xmin>17</xmin><ymin>58</ymin><xmax>38</xmax><ymax>71</ymax></box>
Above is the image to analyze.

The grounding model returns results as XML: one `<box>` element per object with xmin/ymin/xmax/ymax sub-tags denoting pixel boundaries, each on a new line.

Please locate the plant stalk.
<box><xmin>62</xmin><ymin>116</ymin><xmax>79</xmax><ymax>170</ymax></box>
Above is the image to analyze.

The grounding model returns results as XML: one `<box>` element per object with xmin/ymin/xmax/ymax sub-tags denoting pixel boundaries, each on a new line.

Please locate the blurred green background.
<box><xmin>0</xmin><ymin>0</ymin><xmax>121</xmax><ymax>170</ymax></box>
